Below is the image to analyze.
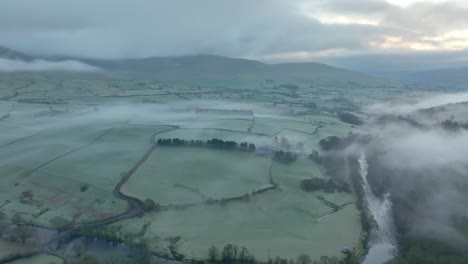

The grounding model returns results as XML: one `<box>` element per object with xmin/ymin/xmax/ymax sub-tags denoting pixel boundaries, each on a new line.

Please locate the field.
<box><xmin>122</xmin><ymin>147</ymin><xmax>272</xmax><ymax>205</ymax></box>
<box><xmin>0</xmin><ymin>72</ymin><xmax>396</xmax><ymax>262</ymax></box>
<box><xmin>114</xmin><ymin>156</ymin><xmax>359</xmax><ymax>261</ymax></box>
<box><xmin>0</xmin><ymin>124</ymin><xmax>175</xmax><ymax>226</ymax></box>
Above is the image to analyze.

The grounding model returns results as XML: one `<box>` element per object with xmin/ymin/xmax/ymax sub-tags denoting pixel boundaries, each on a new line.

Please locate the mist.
<box><xmin>366</xmin><ymin>92</ymin><xmax>468</xmax><ymax>115</ymax></box>
<box><xmin>352</xmin><ymin>94</ymin><xmax>468</xmax><ymax>249</ymax></box>
<box><xmin>0</xmin><ymin>58</ymin><xmax>100</xmax><ymax>72</ymax></box>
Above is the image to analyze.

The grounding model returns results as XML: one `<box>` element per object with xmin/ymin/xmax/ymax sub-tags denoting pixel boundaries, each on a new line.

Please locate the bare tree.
<box><xmin>9</xmin><ymin>225</ymin><xmax>34</xmax><ymax>244</ymax></box>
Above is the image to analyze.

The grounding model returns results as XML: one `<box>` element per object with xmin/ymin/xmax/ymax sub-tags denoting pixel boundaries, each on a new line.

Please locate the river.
<box><xmin>359</xmin><ymin>152</ymin><xmax>397</xmax><ymax>264</ymax></box>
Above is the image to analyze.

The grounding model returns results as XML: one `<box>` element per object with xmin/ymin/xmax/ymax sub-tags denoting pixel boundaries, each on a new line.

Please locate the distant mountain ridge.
<box><xmin>82</xmin><ymin>54</ymin><xmax>376</xmax><ymax>82</ymax></box>
<box><xmin>0</xmin><ymin>45</ymin><xmax>382</xmax><ymax>83</ymax></box>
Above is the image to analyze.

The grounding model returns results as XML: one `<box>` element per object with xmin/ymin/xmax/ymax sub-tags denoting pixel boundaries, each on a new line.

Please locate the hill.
<box><xmin>0</xmin><ymin>46</ymin><xmax>395</xmax><ymax>86</ymax></box>
<box><xmin>82</xmin><ymin>54</ymin><xmax>382</xmax><ymax>84</ymax></box>
<box><xmin>0</xmin><ymin>45</ymin><xmax>33</xmax><ymax>61</ymax></box>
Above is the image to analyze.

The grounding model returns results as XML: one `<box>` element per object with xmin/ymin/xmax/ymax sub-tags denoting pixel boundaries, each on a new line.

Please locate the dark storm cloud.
<box><xmin>0</xmin><ymin>0</ymin><xmax>467</xmax><ymax>70</ymax></box>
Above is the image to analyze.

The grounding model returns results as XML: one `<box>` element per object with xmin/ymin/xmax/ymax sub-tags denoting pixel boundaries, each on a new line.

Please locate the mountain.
<box><xmin>0</xmin><ymin>46</ymin><xmax>390</xmax><ymax>85</ymax></box>
<box><xmin>83</xmin><ymin>55</ymin><xmax>265</xmax><ymax>79</ymax></box>
<box><xmin>83</xmin><ymin>54</ymin><xmax>378</xmax><ymax>83</ymax></box>
<box><xmin>0</xmin><ymin>45</ymin><xmax>33</xmax><ymax>61</ymax></box>
<box><xmin>395</xmin><ymin>67</ymin><xmax>468</xmax><ymax>90</ymax></box>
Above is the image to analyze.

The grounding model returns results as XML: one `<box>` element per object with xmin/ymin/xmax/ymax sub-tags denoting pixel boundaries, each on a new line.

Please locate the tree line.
<box><xmin>157</xmin><ymin>138</ymin><xmax>256</xmax><ymax>152</ymax></box>
<box><xmin>207</xmin><ymin>243</ymin><xmax>357</xmax><ymax>264</ymax></box>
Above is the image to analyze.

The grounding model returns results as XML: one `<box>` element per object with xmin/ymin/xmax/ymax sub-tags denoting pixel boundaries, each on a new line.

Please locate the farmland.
<box><xmin>0</xmin><ymin>71</ymin><xmax>409</xmax><ymax>263</ymax></box>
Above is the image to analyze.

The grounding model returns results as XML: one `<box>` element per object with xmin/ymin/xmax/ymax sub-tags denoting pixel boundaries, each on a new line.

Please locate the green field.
<box><xmin>0</xmin><ymin>71</ymin><xmax>380</xmax><ymax>262</ymax></box>
<box><xmin>122</xmin><ymin>146</ymin><xmax>272</xmax><ymax>205</ymax></box>
<box><xmin>0</xmin><ymin>123</ymin><xmax>176</xmax><ymax>226</ymax></box>
<box><xmin>115</xmin><ymin>154</ymin><xmax>359</xmax><ymax>261</ymax></box>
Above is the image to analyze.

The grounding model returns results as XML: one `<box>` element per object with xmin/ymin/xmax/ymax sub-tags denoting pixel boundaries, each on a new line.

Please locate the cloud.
<box><xmin>350</xmin><ymin>93</ymin><xmax>468</xmax><ymax>248</ymax></box>
<box><xmin>366</xmin><ymin>92</ymin><xmax>468</xmax><ymax>114</ymax></box>
<box><xmin>0</xmin><ymin>58</ymin><xmax>100</xmax><ymax>72</ymax></box>
<box><xmin>0</xmin><ymin>0</ymin><xmax>467</xmax><ymax>71</ymax></box>
<box><xmin>363</xmin><ymin>123</ymin><xmax>468</xmax><ymax>247</ymax></box>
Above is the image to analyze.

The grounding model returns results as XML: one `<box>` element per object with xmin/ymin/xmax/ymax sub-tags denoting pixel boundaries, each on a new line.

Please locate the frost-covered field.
<box><xmin>122</xmin><ymin>146</ymin><xmax>272</xmax><ymax>204</ymax></box>
<box><xmin>0</xmin><ymin>73</ymin><xmax>379</xmax><ymax>261</ymax></box>
<box><xmin>115</xmin><ymin>157</ymin><xmax>359</xmax><ymax>261</ymax></box>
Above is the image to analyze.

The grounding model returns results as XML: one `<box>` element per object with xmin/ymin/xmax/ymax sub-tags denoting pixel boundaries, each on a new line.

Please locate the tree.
<box><xmin>296</xmin><ymin>254</ymin><xmax>312</xmax><ymax>264</ymax></box>
<box><xmin>239</xmin><ymin>246</ymin><xmax>254</xmax><ymax>264</ymax></box>
<box><xmin>49</xmin><ymin>216</ymin><xmax>73</xmax><ymax>231</ymax></box>
<box><xmin>273</xmin><ymin>151</ymin><xmax>297</xmax><ymax>164</ymax></box>
<box><xmin>318</xmin><ymin>136</ymin><xmax>341</xmax><ymax>151</ymax></box>
<box><xmin>222</xmin><ymin>243</ymin><xmax>239</xmax><ymax>263</ymax></box>
<box><xmin>8</xmin><ymin>225</ymin><xmax>34</xmax><ymax>244</ymax></box>
<box><xmin>337</xmin><ymin>112</ymin><xmax>363</xmax><ymax>126</ymax></box>
<box><xmin>309</xmin><ymin>150</ymin><xmax>322</xmax><ymax>164</ymax></box>
<box><xmin>142</xmin><ymin>199</ymin><xmax>157</xmax><ymax>210</ymax></box>
<box><xmin>248</xmin><ymin>143</ymin><xmax>256</xmax><ymax>152</ymax></box>
<box><xmin>208</xmin><ymin>245</ymin><xmax>219</xmax><ymax>263</ymax></box>
<box><xmin>274</xmin><ymin>256</ymin><xmax>288</xmax><ymax>264</ymax></box>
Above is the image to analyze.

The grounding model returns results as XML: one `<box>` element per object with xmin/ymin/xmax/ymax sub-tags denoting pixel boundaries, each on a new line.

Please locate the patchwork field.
<box><xmin>0</xmin><ymin>122</ymin><xmax>175</xmax><ymax>226</ymax></box>
<box><xmin>0</xmin><ymin>72</ymin><xmax>383</xmax><ymax>263</ymax></box>
<box><xmin>116</xmin><ymin>156</ymin><xmax>361</xmax><ymax>261</ymax></box>
<box><xmin>115</xmin><ymin>157</ymin><xmax>359</xmax><ymax>261</ymax></box>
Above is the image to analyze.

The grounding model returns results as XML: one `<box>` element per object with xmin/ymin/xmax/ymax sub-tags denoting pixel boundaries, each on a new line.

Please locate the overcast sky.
<box><xmin>1</xmin><ymin>0</ymin><xmax>468</xmax><ymax>72</ymax></box>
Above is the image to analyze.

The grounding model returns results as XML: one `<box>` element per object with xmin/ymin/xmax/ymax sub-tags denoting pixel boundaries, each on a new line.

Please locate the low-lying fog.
<box><xmin>358</xmin><ymin>92</ymin><xmax>468</xmax><ymax>249</ymax></box>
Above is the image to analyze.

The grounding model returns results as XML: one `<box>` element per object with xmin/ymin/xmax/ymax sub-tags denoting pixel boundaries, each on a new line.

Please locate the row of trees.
<box><xmin>157</xmin><ymin>138</ymin><xmax>256</xmax><ymax>152</ymax></box>
<box><xmin>207</xmin><ymin>244</ymin><xmax>354</xmax><ymax>264</ymax></box>
<box><xmin>208</xmin><ymin>244</ymin><xmax>255</xmax><ymax>264</ymax></box>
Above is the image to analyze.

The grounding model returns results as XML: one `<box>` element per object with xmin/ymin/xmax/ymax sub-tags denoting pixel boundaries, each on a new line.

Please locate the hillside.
<box><xmin>0</xmin><ymin>45</ymin><xmax>33</xmax><ymax>61</ymax></box>
<box><xmin>0</xmin><ymin>45</ymin><xmax>398</xmax><ymax>88</ymax></box>
<box><xmin>83</xmin><ymin>54</ymin><xmax>377</xmax><ymax>83</ymax></box>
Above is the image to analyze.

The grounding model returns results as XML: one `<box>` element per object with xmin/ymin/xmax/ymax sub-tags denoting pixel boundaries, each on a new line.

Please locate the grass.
<box><xmin>114</xmin><ymin>188</ymin><xmax>360</xmax><ymax>261</ymax></box>
<box><xmin>35</xmin><ymin>125</ymin><xmax>172</xmax><ymax>191</ymax></box>
<box><xmin>0</xmin><ymin>72</ymin><xmax>381</xmax><ymax>261</ymax></box>
<box><xmin>0</xmin><ymin>125</ymin><xmax>174</xmax><ymax>226</ymax></box>
<box><xmin>122</xmin><ymin>146</ymin><xmax>271</xmax><ymax>205</ymax></box>
<box><xmin>114</xmin><ymin>156</ymin><xmax>360</xmax><ymax>261</ymax></box>
<box><xmin>251</xmin><ymin>116</ymin><xmax>318</xmax><ymax>136</ymax></box>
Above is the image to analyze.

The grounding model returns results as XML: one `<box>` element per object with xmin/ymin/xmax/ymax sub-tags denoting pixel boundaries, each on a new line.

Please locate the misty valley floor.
<box><xmin>0</xmin><ymin>73</ymin><xmax>385</xmax><ymax>262</ymax></box>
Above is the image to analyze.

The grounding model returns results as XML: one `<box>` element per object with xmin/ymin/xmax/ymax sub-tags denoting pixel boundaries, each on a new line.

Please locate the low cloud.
<box><xmin>366</xmin><ymin>92</ymin><xmax>468</xmax><ymax>115</ymax></box>
<box><xmin>0</xmin><ymin>58</ymin><xmax>100</xmax><ymax>72</ymax></box>
<box><xmin>352</xmin><ymin>92</ymin><xmax>468</xmax><ymax>248</ymax></box>
<box><xmin>363</xmin><ymin>122</ymin><xmax>468</xmax><ymax>247</ymax></box>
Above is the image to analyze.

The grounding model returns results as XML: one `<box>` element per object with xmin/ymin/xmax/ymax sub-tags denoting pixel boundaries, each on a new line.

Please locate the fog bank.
<box><xmin>0</xmin><ymin>58</ymin><xmax>100</xmax><ymax>72</ymax></box>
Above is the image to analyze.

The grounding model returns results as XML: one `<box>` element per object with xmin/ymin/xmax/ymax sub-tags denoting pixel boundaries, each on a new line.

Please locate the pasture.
<box><xmin>122</xmin><ymin>146</ymin><xmax>272</xmax><ymax>205</ymax></box>
<box><xmin>0</xmin><ymin>72</ymin><xmax>377</xmax><ymax>262</ymax></box>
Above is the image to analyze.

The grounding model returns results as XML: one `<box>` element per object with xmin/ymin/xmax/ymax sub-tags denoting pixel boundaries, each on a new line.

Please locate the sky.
<box><xmin>1</xmin><ymin>0</ymin><xmax>468</xmax><ymax>72</ymax></box>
